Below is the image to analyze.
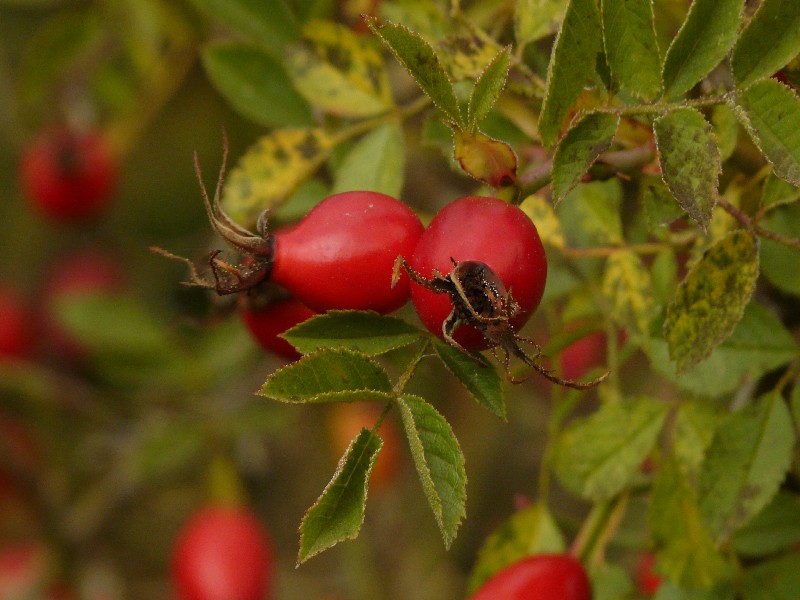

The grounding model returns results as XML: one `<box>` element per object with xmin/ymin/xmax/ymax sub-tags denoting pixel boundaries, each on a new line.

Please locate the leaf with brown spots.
<box><xmin>654</xmin><ymin>108</ymin><xmax>721</xmax><ymax>232</ymax></box>
<box><xmin>221</xmin><ymin>128</ymin><xmax>335</xmax><ymax>227</ymax></box>
<box><xmin>287</xmin><ymin>19</ymin><xmax>394</xmax><ymax>118</ymax></box>
<box><xmin>664</xmin><ymin>230</ymin><xmax>759</xmax><ymax>374</ymax></box>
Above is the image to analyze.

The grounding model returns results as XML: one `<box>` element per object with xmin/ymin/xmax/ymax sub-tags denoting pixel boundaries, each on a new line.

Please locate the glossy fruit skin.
<box><xmin>408</xmin><ymin>196</ymin><xmax>547</xmax><ymax>349</ymax></box>
<box><xmin>171</xmin><ymin>505</ymin><xmax>274</xmax><ymax>600</ymax></box>
<box><xmin>19</xmin><ymin>128</ymin><xmax>117</xmax><ymax>222</ymax></box>
<box><xmin>240</xmin><ymin>298</ymin><xmax>316</xmax><ymax>361</ymax></box>
<box><xmin>327</xmin><ymin>402</ymin><xmax>401</xmax><ymax>492</ymax></box>
<box><xmin>269</xmin><ymin>191</ymin><xmax>424</xmax><ymax>314</ymax></box>
<box><xmin>470</xmin><ymin>554</ymin><xmax>591</xmax><ymax>600</ymax></box>
<box><xmin>0</xmin><ymin>285</ymin><xmax>33</xmax><ymax>359</ymax></box>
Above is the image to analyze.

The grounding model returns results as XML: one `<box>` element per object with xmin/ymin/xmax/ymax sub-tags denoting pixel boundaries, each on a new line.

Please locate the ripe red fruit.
<box><xmin>637</xmin><ymin>552</ymin><xmax>663</xmax><ymax>596</ymax></box>
<box><xmin>266</xmin><ymin>191</ymin><xmax>423</xmax><ymax>313</ymax></box>
<box><xmin>171</xmin><ymin>505</ymin><xmax>274</xmax><ymax>600</ymax></box>
<box><xmin>0</xmin><ymin>285</ymin><xmax>33</xmax><ymax>359</ymax></box>
<box><xmin>19</xmin><ymin>127</ymin><xmax>117</xmax><ymax>222</ymax></box>
<box><xmin>240</xmin><ymin>297</ymin><xmax>316</xmax><ymax>360</ymax></box>
<box><xmin>407</xmin><ymin>196</ymin><xmax>547</xmax><ymax>349</ymax></box>
<box><xmin>470</xmin><ymin>554</ymin><xmax>591</xmax><ymax>600</ymax></box>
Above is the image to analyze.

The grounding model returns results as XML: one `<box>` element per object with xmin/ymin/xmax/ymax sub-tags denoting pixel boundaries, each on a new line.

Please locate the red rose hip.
<box><xmin>408</xmin><ymin>196</ymin><xmax>547</xmax><ymax>349</ymax></box>
<box><xmin>19</xmin><ymin>127</ymin><xmax>117</xmax><ymax>222</ymax></box>
<box><xmin>240</xmin><ymin>297</ymin><xmax>316</xmax><ymax>361</ymax></box>
<box><xmin>268</xmin><ymin>191</ymin><xmax>424</xmax><ymax>313</ymax></box>
<box><xmin>470</xmin><ymin>554</ymin><xmax>591</xmax><ymax>600</ymax></box>
<box><xmin>171</xmin><ymin>504</ymin><xmax>274</xmax><ymax>600</ymax></box>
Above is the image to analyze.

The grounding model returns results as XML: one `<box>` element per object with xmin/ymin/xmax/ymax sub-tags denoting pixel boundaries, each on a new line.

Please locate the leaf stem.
<box><xmin>591</xmin><ymin>93</ymin><xmax>732</xmax><ymax>118</ymax></box>
<box><xmin>718</xmin><ymin>196</ymin><xmax>800</xmax><ymax>250</ymax></box>
<box><xmin>570</xmin><ymin>491</ymin><xmax>630</xmax><ymax>567</ymax></box>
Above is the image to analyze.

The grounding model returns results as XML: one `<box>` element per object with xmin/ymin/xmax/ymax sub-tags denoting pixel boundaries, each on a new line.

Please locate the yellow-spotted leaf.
<box><xmin>519</xmin><ymin>194</ymin><xmax>565</xmax><ymax>249</ymax></box>
<box><xmin>602</xmin><ymin>249</ymin><xmax>655</xmax><ymax>336</ymax></box>
<box><xmin>664</xmin><ymin>230</ymin><xmax>759</xmax><ymax>374</ymax></box>
<box><xmin>286</xmin><ymin>20</ymin><xmax>394</xmax><ymax>118</ymax></box>
<box><xmin>438</xmin><ymin>30</ymin><xmax>502</xmax><ymax>81</ymax></box>
<box><xmin>221</xmin><ymin>128</ymin><xmax>335</xmax><ymax>227</ymax></box>
<box><xmin>453</xmin><ymin>129</ymin><xmax>517</xmax><ymax>188</ymax></box>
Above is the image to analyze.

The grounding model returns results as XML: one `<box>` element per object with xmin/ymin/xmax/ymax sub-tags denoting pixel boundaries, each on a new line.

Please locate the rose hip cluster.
<box><xmin>160</xmin><ymin>143</ymin><xmax>605</xmax><ymax>388</ymax></box>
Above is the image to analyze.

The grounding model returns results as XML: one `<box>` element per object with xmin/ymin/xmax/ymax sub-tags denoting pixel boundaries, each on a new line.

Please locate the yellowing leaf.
<box><xmin>602</xmin><ymin>249</ymin><xmax>655</xmax><ymax>336</ymax></box>
<box><xmin>664</xmin><ymin>230</ymin><xmax>759</xmax><ymax>374</ymax></box>
<box><xmin>453</xmin><ymin>129</ymin><xmax>517</xmax><ymax>188</ymax></box>
<box><xmin>519</xmin><ymin>194</ymin><xmax>564</xmax><ymax>249</ymax></box>
<box><xmin>287</xmin><ymin>19</ymin><xmax>394</xmax><ymax>118</ymax></box>
<box><xmin>222</xmin><ymin>128</ymin><xmax>335</xmax><ymax>227</ymax></box>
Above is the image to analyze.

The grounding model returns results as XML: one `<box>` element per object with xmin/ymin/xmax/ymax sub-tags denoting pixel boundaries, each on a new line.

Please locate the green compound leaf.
<box><xmin>661</xmin><ymin>0</ymin><xmax>744</xmax><ymax>99</ymax></box>
<box><xmin>552</xmin><ymin>112</ymin><xmax>619</xmax><ymax>204</ymax></box>
<box><xmin>286</xmin><ymin>20</ymin><xmax>394</xmax><ymax>118</ymax></box>
<box><xmin>602</xmin><ymin>249</ymin><xmax>655</xmax><ymax>336</ymax></box>
<box><xmin>732</xmin><ymin>0</ymin><xmax>800</xmax><ymax>90</ymax></box>
<box><xmin>468</xmin><ymin>45</ymin><xmax>511</xmax><ymax>129</ymax></box>
<box><xmin>641</xmin><ymin>176</ymin><xmax>684</xmax><ymax>229</ymax></box>
<box><xmin>396</xmin><ymin>393</ymin><xmax>466</xmax><ymax>548</ymax></box>
<box><xmin>554</xmin><ymin>396</ymin><xmax>668</xmax><ymax>501</ymax></box>
<box><xmin>188</xmin><ymin>0</ymin><xmax>299</xmax><ymax>59</ymax></box>
<box><xmin>601</xmin><ymin>0</ymin><xmax>662</xmax><ymax>101</ymax></box>
<box><xmin>736</xmin><ymin>79</ymin><xmax>800</xmax><ymax>186</ymax></box>
<box><xmin>698</xmin><ymin>392</ymin><xmax>794</xmax><ymax>543</ymax></box>
<box><xmin>466</xmin><ymin>503</ymin><xmax>565</xmax><ymax>594</ymax></box>
<box><xmin>642</xmin><ymin>302</ymin><xmax>797</xmax><ymax>397</ymax></box>
<box><xmin>654</xmin><ymin>108</ymin><xmax>721</xmax><ymax>232</ymax></box>
<box><xmin>734</xmin><ymin>492</ymin><xmax>800</xmax><ymax>557</ymax></box>
<box><xmin>221</xmin><ymin>128</ymin><xmax>335</xmax><ymax>227</ymax></box>
<box><xmin>258</xmin><ymin>348</ymin><xmax>393</xmax><ymax>403</ymax></box>
<box><xmin>538</xmin><ymin>0</ymin><xmax>603</xmax><ymax>147</ymax></box>
<box><xmin>332</xmin><ymin>121</ymin><xmax>406</xmax><ymax>198</ymax></box>
<box><xmin>664</xmin><ymin>230</ymin><xmax>759</xmax><ymax>374</ymax></box>
<box><xmin>649</xmin><ymin>455</ymin><xmax>731</xmax><ymax>589</ymax></box>
<box><xmin>515</xmin><ymin>0</ymin><xmax>567</xmax><ymax>47</ymax></box>
<box><xmin>298</xmin><ymin>428</ymin><xmax>382</xmax><ymax>563</ymax></box>
<box><xmin>202</xmin><ymin>42</ymin><xmax>313</xmax><ymax>128</ymax></box>
<box><xmin>433</xmin><ymin>339</ymin><xmax>505</xmax><ymax>419</ymax></box>
<box><xmin>282</xmin><ymin>310</ymin><xmax>423</xmax><ymax>356</ymax></box>
<box><xmin>366</xmin><ymin>17</ymin><xmax>463</xmax><ymax>127</ymax></box>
